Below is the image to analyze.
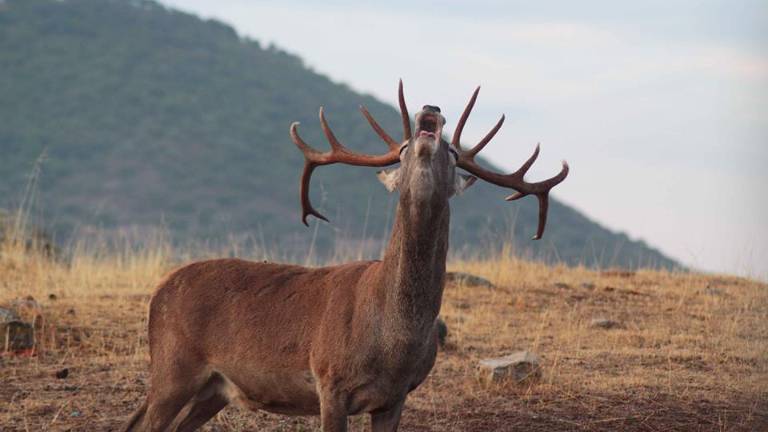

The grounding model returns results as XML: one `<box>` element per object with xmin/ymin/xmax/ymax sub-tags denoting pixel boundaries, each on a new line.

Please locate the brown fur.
<box><xmin>124</xmin><ymin>109</ymin><xmax>466</xmax><ymax>431</ymax></box>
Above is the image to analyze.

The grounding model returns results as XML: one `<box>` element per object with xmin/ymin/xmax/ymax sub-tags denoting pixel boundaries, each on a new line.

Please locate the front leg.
<box><xmin>320</xmin><ymin>391</ymin><xmax>348</xmax><ymax>432</ymax></box>
<box><xmin>370</xmin><ymin>399</ymin><xmax>405</xmax><ymax>432</ymax></box>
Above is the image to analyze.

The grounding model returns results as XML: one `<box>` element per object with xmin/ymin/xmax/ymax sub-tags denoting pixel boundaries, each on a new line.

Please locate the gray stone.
<box><xmin>0</xmin><ymin>307</ymin><xmax>20</xmax><ymax>323</ymax></box>
<box><xmin>445</xmin><ymin>272</ymin><xmax>494</xmax><ymax>288</ymax></box>
<box><xmin>590</xmin><ymin>318</ymin><xmax>623</xmax><ymax>329</ymax></box>
<box><xmin>1</xmin><ymin>302</ymin><xmax>39</xmax><ymax>353</ymax></box>
<box><xmin>1</xmin><ymin>320</ymin><xmax>34</xmax><ymax>352</ymax></box>
<box><xmin>478</xmin><ymin>351</ymin><xmax>541</xmax><ymax>384</ymax></box>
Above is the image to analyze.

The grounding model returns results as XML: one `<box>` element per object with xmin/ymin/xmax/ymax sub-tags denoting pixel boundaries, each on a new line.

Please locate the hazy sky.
<box><xmin>162</xmin><ymin>0</ymin><xmax>768</xmax><ymax>280</ymax></box>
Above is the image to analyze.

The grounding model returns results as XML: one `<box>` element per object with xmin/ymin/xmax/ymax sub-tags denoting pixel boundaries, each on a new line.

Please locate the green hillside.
<box><xmin>0</xmin><ymin>0</ymin><xmax>679</xmax><ymax>268</ymax></box>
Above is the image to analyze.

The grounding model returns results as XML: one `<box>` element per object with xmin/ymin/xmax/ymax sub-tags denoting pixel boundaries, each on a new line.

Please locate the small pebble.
<box><xmin>590</xmin><ymin>318</ymin><xmax>623</xmax><ymax>329</ymax></box>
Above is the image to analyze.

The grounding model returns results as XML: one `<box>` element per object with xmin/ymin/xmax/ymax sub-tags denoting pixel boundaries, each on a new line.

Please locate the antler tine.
<box><xmin>358</xmin><ymin>79</ymin><xmax>413</xmax><ymax>151</ymax></box>
<box><xmin>359</xmin><ymin>105</ymin><xmax>400</xmax><ymax>151</ymax></box>
<box><xmin>466</xmin><ymin>114</ymin><xmax>505</xmax><ymax>157</ymax></box>
<box><xmin>290</xmin><ymin>121</ymin><xmax>321</xmax><ymax>158</ymax></box>
<box><xmin>298</xmin><ymin>163</ymin><xmax>328</xmax><ymax>225</ymax></box>
<box><xmin>451</xmin><ymin>86</ymin><xmax>480</xmax><ymax>151</ymax></box>
<box><xmin>504</xmin><ymin>158</ymin><xmax>569</xmax><ymax>240</ymax></box>
<box><xmin>398</xmin><ymin>79</ymin><xmax>412</xmax><ymax>141</ymax></box>
<box><xmin>289</xmin><ymin>109</ymin><xmax>401</xmax><ymax>225</ymax></box>
<box><xmin>513</xmin><ymin>142</ymin><xmax>541</xmax><ymax>178</ymax></box>
<box><xmin>319</xmin><ymin>107</ymin><xmax>346</xmax><ymax>152</ymax></box>
<box><xmin>509</xmin><ymin>189</ymin><xmax>551</xmax><ymax>240</ymax></box>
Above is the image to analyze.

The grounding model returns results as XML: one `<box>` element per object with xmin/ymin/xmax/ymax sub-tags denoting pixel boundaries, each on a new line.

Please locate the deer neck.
<box><xmin>377</xmin><ymin>189</ymin><xmax>450</xmax><ymax>329</ymax></box>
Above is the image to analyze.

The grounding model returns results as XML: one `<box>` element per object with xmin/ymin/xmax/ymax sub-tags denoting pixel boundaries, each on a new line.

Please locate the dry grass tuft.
<box><xmin>1</xmin><ymin>229</ymin><xmax>766</xmax><ymax>431</ymax></box>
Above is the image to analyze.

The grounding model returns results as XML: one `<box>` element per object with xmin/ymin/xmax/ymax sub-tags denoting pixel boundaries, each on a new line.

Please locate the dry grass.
<box><xmin>1</xmin><ymin>234</ymin><xmax>766</xmax><ymax>431</ymax></box>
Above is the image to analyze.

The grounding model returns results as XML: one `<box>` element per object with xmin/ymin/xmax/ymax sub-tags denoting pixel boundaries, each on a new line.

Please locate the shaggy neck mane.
<box><xmin>377</xmin><ymin>188</ymin><xmax>450</xmax><ymax>331</ymax></box>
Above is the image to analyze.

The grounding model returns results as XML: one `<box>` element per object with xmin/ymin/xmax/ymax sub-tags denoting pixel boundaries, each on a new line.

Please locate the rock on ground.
<box><xmin>590</xmin><ymin>318</ymin><xmax>623</xmax><ymax>329</ymax></box>
<box><xmin>1</xmin><ymin>307</ymin><xmax>35</xmax><ymax>352</ymax></box>
<box><xmin>445</xmin><ymin>272</ymin><xmax>494</xmax><ymax>288</ymax></box>
<box><xmin>478</xmin><ymin>351</ymin><xmax>541</xmax><ymax>384</ymax></box>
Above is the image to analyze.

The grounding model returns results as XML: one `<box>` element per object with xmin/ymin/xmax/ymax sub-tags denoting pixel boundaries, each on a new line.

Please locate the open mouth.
<box><xmin>418</xmin><ymin>114</ymin><xmax>438</xmax><ymax>138</ymax></box>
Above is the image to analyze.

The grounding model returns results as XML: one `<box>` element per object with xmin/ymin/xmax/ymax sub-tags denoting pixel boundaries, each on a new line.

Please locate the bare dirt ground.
<box><xmin>1</xmin><ymin>253</ymin><xmax>767</xmax><ymax>431</ymax></box>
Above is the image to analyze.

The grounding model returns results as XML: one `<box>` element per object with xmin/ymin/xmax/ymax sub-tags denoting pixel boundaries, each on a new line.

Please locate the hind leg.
<box><xmin>173</xmin><ymin>393</ymin><xmax>229</xmax><ymax>431</ymax></box>
<box><xmin>169</xmin><ymin>374</ymin><xmax>230</xmax><ymax>432</ymax></box>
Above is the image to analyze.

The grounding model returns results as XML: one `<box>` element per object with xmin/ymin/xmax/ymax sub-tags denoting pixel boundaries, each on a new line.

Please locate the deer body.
<box><xmin>124</xmin><ymin>82</ymin><xmax>567</xmax><ymax>431</ymax></box>
<box><xmin>145</xmin><ymin>257</ymin><xmax>440</xmax><ymax>416</ymax></box>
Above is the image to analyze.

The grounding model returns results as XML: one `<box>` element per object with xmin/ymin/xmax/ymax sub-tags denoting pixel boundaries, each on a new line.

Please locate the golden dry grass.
<box><xmin>1</xmin><ymin>235</ymin><xmax>766</xmax><ymax>431</ymax></box>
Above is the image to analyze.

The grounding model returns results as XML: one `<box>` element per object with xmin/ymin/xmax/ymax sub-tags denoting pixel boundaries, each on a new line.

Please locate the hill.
<box><xmin>0</xmin><ymin>0</ymin><xmax>678</xmax><ymax>268</ymax></box>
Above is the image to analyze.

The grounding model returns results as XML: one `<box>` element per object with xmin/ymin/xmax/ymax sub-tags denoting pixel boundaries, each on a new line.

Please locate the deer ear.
<box><xmin>454</xmin><ymin>174</ymin><xmax>477</xmax><ymax>196</ymax></box>
<box><xmin>376</xmin><ymin>169</ymin><xmax>400</xmax><ymax>192</ymax></box>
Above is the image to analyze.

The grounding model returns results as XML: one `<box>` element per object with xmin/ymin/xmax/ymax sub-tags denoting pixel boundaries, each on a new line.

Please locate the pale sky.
<box><xmin>162</xmin><ymin>0</ymin><xmax>768</xmax><ymax>280</ymax></box>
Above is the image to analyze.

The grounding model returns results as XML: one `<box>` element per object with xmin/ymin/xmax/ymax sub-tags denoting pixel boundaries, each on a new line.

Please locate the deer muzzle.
<box><xmin>414</xmin><ymin>111</ymin><xmax>443</xmax><ymax>159</ymax></box>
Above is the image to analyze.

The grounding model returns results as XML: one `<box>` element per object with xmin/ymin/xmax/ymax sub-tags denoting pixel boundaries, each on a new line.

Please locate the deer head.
<box><xmin>376</xmin><ymin>104</ymin><xmax>477</xmax><ymax>208</ymax></box>
<box><xmin>290</xmin><ymin>80</ymin><xmax>569</xmax><ymax>239</ymax></box>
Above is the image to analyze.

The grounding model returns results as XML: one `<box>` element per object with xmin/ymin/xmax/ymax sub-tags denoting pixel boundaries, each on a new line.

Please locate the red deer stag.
<box><xmin>124</xmin><ymin>81</ymin><xmax>568</xmax><ymax>431</ymax></box>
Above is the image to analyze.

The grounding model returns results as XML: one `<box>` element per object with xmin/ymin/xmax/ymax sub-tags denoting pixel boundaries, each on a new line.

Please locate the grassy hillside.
<box><xmin>0</xmin><ymin>227</ymin><xmax>764</xmax><ymax>430</ymax></box>
<box><xmin>0</xmin><ymin>0</ymin><xmax>678</xmax><ymax>269</ymax></box>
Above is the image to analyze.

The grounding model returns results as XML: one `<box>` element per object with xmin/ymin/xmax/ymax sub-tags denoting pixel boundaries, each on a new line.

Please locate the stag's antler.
<box><xmin>291</xmin><ymin>80</ymin><xmax>411</xmax><ymax>225</ymax></box>
<box><xmin>452</xmin><ymin>87</ymin><xmax>569</xmax><ymax>240</ymax></box>
<box><xmin>290</xmin><ymin>91</ymin><xmax>408</xmax><ymax>224</ymax></box>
